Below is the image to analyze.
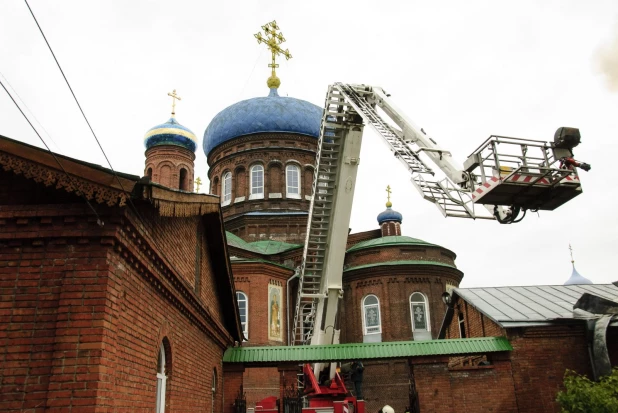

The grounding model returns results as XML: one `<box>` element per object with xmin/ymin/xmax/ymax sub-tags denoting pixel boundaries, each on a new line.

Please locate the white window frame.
<box><xmin>458</xmin><ymin>312</ymin><xmax>467</xmax><ymax>338</ymax></box>
<box><xmin>222</xmin><ymin>172</ymin><xmax>232</xmax><ymax>206</ymax></box>
<box><xmin>236</xmin><ymin>291</ymin><xmax>248</xmax><ymax>340</ymax></box>
<box><xmin>156</xmin><ymin>344</ymin><xmax>166</xmax><ymax>413</ymax></box>
<box><xmin>249</xmin><ymin>164</ymin><xmax>264</xmax><ymax>200</ymax></box>
<box><xmin>362</xmin><ymin>294</ymin><xmax>382</xmax><ymax>335</ymax></box>
<box><xmin>410</xmin><ymin>292</ymin><xmax>430</xmax><ymax>332</ymax></box>
<box><xmin>285</xmin><ymin>164</ymin><xmax>301</xmax><ymax>199</ymax></box>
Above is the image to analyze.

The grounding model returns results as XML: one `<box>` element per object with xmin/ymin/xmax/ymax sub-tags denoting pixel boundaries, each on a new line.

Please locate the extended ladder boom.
<box><xmin>292</xmin><ymin>83</ymin><xmax>587</xmax><ymax>347</ymax></box>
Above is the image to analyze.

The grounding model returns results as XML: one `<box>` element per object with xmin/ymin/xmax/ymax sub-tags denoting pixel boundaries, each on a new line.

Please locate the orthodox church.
<box><xmin>1</xmin><ymin>21</ymin><xmax>616</xmax><ymax>413</ymax></box>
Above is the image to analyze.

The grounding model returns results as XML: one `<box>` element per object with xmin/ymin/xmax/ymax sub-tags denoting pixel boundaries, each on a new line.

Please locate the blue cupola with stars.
<box><xmin>144</xmin><ymin>90</ymin><xmax>197</xmax><ymax>153</ymax></box>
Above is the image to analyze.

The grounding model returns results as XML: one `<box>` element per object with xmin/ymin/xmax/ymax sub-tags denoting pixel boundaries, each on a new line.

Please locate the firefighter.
<box><xmin>350</xmin><ymin>360</ymin><xmax>365</xmax><ymax>400</ymax></box>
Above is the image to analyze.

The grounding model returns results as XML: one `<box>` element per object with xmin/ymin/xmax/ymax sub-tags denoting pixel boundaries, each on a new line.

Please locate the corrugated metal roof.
<box><xmin>454</xmin><ymin>284</ymin><xmax>618</xmax><ymax>327</ymax></box>
<box><xmin>223</xmin><ymin>337</ymin><xmax>512</xmax><ymax>363</ymax></box>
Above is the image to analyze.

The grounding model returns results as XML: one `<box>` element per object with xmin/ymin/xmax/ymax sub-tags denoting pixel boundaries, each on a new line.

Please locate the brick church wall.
<box><xmin>0</xmin><ymin>171</ymin><xmax>234</xmax><ymax>412</ymax></box>
<box><xmin>444</xmin><ymin>298</ymin><xmax>597</xmax><ymax>413</ymax></box>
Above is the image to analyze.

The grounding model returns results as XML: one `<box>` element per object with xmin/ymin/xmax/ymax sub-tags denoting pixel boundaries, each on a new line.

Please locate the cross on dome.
<box><xmin>168</xmin><ymin>89</ymin><xmax>182</xmax><ymax>117</ymax></box>
<box><xmin>386</xmin><ymin>185</ymin><xmax>392</xmax><ymax>208</ymax></box>
<box><xmin>254</xmin><ymin>20</ymin><xmax>292</xmax><ymax>89</ymax></box>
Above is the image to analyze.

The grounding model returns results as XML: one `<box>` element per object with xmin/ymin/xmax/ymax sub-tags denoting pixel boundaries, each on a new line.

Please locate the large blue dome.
<box><xmin>203</xmin><ymin>88</ymin><xmax>322</xmax><ymax>156</ymax></box>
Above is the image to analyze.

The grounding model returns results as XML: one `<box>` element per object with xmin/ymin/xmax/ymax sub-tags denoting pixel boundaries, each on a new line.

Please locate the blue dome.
<box><xmin>203</xmin><ymin>88</ymin><xmax>322</xmax><ymax>156</ymax></box>
<box><xmin>144</xmin><ymin>117</ymin><xmax>197</xmax><ymax>152</ymax></box>
<box><xmin>564</xmin><ymin>265</ymin><xmax>592</xmax><ymax>285</ymax></box>
<box><xmin>377</xmin><ymin>206</ymin><xmax>403</xmax><ymax>225</ymax></box>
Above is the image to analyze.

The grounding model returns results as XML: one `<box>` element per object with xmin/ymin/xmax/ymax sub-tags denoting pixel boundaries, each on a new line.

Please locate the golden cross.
<box><xmin>254</xmin><ymin>20</ymin><xmax>292</xmax><ymax>88</ymax></box>
<box><xmin>386</xmin><ymin>185</ymin><xmax>392</xmax><ymax>207</ymax></box>
<box><xmin>194</xmin><ymin>177</ymin><xmax>202</xmax><ymax>192</ymax></box>
<box><xmin>168</xmin><ymin>89</ymin><xmax>181</xmax><ymax>117</ymax></box>
<box><xmin>569</xmin><ymin>243</ymin><xmax>574</xmax><ymax>264</ymax></box>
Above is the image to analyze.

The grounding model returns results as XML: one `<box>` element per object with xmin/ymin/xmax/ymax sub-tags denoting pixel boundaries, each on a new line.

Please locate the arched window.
<box><xmin>236</xmin><ymin>292</ymin><xmax>248</xmax><ymax>340</ymax></box>
<box><xmin>179</xmin><ymin>168</ymin><xmax>188</xmax><ymax>191</ymax></box>
<box><xmin>250</xmin><ymin>165</ymin><xmax>264</xmax><ymax>199</ymax></box>
<box><xmin>211</xmin><ymin>368</ymin><xmax>217</xmax><ymax>413</ymax></box>
<box><xmin>362</xmin><ymin>295</ymin><xmax>381</xmax><ymax>342</ymax></box>
<box><xmin>147</xmin><ymin>167</ymin><xmax>153</xmax><ymax>179</ymax></box>
<box><xmin>410</xmin><ymin>292</ymin><xmax>431</xmax><ymax>341</ymax></box>
<box><xmin>156</xmin><ymin>343</ymin><xmax>167</xmax><ymax>413</ymax></box>
<box><xmin>222</xmin><ymin>172</ymin><xmax>232</xmax><ymax>206</ymax></box>
<box><xmin>286</xmin><ymin>164</ymin><xmax>301</xmax><ymax>198</ymax></box>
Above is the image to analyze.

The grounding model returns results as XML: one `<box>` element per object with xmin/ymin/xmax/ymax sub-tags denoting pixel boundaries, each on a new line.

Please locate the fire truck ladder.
<box><xmin>334</xmin><ymin>83</ymin><xmax>477</xmax><ymax>219</ymax></box>
<box><xmin>291</xmin><ymin>86</ymin><xmax>364</xmax><ymax>345</ymax></box>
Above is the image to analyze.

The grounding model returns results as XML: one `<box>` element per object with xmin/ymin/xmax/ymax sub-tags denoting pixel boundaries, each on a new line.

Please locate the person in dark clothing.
<box><xmin>350</xmin><ymin>360</ymin><xmax>365</xmax><ymax>400</ymax></box>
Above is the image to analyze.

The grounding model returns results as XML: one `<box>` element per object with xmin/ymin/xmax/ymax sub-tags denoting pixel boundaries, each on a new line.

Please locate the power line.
<box><xmin>0</xmin><ymin>70</ymin><xmax>62</xmax><ymax>152</ymax></box>
<box><xmin>23</xmin><ymin>1</ymin><xmax>204</xmax><ymax>286</ymax></box>
<box><xmin>0</xmin><ymin>78</ymin><xmax>103</xmax><ymax>225</ymax></box>
<box><xmin>24</xmin><ymin>0</ymin><xmax>123</xmax><ymax>185</ymax></box>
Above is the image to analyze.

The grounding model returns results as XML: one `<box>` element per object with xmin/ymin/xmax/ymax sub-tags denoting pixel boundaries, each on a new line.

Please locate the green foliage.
<box><xmin>556</xmin><ymin>368</ymin><xmax>618</xmax><ymax>413</ymax></box>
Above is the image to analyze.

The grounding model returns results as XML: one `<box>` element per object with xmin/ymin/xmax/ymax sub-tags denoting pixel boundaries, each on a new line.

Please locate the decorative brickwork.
<box><xmin>145</xmin><ymin>145</ymin><xmax>195</xmax><ymax>191</ymax></box>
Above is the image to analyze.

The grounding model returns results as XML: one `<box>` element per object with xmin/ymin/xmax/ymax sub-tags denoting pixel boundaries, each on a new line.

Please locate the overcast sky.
<box><xmin>1</xmin><ymin>0</ymin><xmax>617</xmax><ymax>287</ymax></box>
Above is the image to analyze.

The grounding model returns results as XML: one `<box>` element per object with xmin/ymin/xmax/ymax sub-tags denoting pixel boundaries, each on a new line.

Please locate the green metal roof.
<box><xmin>347</xmin><ymin>236</ymin><xmax>438</xmax><ymax>253</ymax></box>
<box><xmin>248</xmin><ymin>240</ymin><xmax>302</xmax><ymax>254</ymax></box>
<box><xmin>223</xmin><ymin>337</ymin><xmax>512</xmax><ymax>364</ymax></box>
<box><xmin>226</xmin><ymin>232</ymin><xmax>263</xmax><ymax>254</ymax></box>
<box><xmin>344</xmin><ymin>260</ymin><xmax>457</xmax><ymax>273</ymax></box>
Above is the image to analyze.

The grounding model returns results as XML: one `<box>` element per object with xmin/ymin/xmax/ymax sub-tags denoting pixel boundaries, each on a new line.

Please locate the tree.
<box><xmin>556</xmin><ymin>368</ymin><xmax>618</xmax><ymax>413</ymax></box>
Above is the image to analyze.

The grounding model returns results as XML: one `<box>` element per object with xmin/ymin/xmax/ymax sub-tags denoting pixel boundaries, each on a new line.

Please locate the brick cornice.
<box><xmin>115</xmin><ymin>211</ymin><xmax>234</xmax><ymax>349</ymax></box>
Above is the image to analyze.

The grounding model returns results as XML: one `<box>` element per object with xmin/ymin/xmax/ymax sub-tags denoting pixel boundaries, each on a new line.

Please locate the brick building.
<box><xmin>2</xmin><ymin>44</ymin><xmax>617</xmax><ymax>413</ymax></box>
<box><xmin>439</xmin><ymin>284</ymin><xmax>618</xmax><ymax>413</ymax></box>
<box><xmin>0</xmin><ymin>135</ymin><xmax>242</xmax><ymax>412</ymax></box>
<box><xmin>197</xmin><ymin>66</ymin><xmax>468</xmax><ymax>409</ymax></box>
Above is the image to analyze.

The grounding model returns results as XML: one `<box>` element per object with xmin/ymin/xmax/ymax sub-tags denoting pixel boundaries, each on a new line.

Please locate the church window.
<box><xmin>286</xmin><ymin>164</ymin><xmax>301</xmax><ymax>198</ymax></box>
<box><xmin>211</xmin><ymin>368</ymin><xmax>217</xmax><ymax>413</ymax></box>
<box><xmin>156</xmin><ymin>343</ymin><xmax>167</xmax><ymax>413</ymax></box>
<box><xmin>236</xmin><ymin>292</ymin><xmax>248</xmax><ymax>340</ymax></box>
<box><xmin>179</xmin><ymin>168</ymin><xmax>188</xmax><ymax>191</ymax></box>
<box><xmin>410</xmin><ymin>292</ymin><xmax>430</xmax><ymax>332</ymax></box>
<box><xmin>458</xmin><ymin>312</ymin><xmax>467</xmax><ymax>338</ymax></box>
<box><xmin>362</xmin><ymin>295</ymin><xmax>381</xmax><ymax>336</ymax></box>
<box><xmin>250</xmin><ymin>165</ymin><xmax>264</xmax><ymax>199</ymax></box>
<box><xmin>147</xmin><ymin>167</ymin><xmax>153</xmax><ymax>179</ymax></box>
<box><xmin>222</xmin><ymin>172</ymin><xmax>232</xmax><ymax>206</ymax></box>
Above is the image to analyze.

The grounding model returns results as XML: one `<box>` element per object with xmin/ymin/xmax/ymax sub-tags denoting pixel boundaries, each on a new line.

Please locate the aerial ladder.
<box><xmin>291</xmin><ymin>83</ymin><xmax>590</xmax><ymax>411</ymax></box>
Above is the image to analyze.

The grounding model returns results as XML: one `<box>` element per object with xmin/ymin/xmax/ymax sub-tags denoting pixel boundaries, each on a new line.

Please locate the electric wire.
<box><xmin>0</xmin><ymin>78</ymin><xmax>103</xmax><ymax>224</ymax></box>
<box><xmin>24</xmin><ymin>0</ymin><xmax>128</xmax><ymax>192</ymax></box>
<box><xmin>22</xmin><ymin>2</ymin><xmax>218</xmax><ymax>301</ymax></box>
<box><xmin>0</xmin><ymin>70</ymin><xmax>62</xmax><ymax>152</ymax></box>
<box><xmin>24</xmin><ymin>0</ymin><xmax>149</xmax><ymax>230</ymax></box>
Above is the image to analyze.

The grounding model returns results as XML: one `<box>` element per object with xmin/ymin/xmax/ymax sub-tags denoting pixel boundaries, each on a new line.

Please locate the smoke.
<box><xmin>596</xmin><ymin>21</ymin><xmax>618</xmax><ymax>92</ymax></box>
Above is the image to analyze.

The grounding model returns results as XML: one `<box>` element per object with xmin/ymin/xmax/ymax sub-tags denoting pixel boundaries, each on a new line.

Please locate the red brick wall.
<box><xmin>507</xmin><ymin>326</ymin><xmax>591</xmax><ymax>413</ymax></box>
<box><xmin>207</xmin><ymin>133</ymin><xmax>317</xmax><ymax>244</ymax></box>
<box><xmin>340</xmin><ymin>265</ymin><xmax>463</xmax><ymax>343</ymax></box>
<box><xmin>444</xmin><ymin>299</ymin><xmax>596</xmax><ymax>413</ymax></box>
<box><xmin>0</xmin><ymin>171</ymin><xmax>234</xmax><ymax>412</ymax></box>
<box><xmin>444</xmin><ymin>301</ymin><xmax>505</xmax><ymax>339</ymax></box>
<box><xmin>145</xmin><ymin>146</ymin><xmax>195</xmax><ymax>192</ymax></box>
<box><xmin>412</xmin><ymin>356</ymin><xmax>518</xmax><ymax>413</ymax></box>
